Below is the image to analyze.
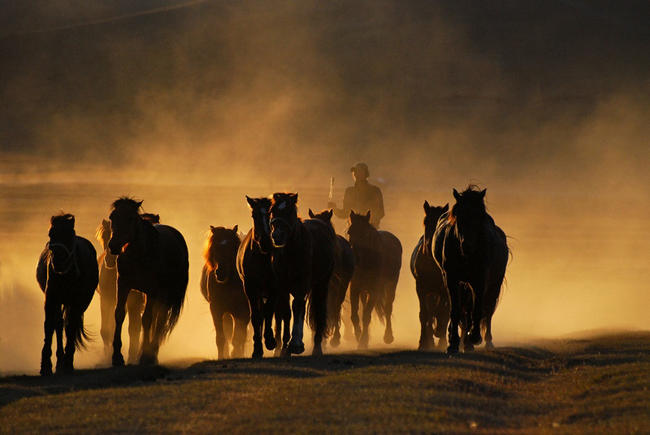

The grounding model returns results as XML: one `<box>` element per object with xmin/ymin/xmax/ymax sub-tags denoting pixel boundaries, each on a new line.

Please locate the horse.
<box><xmin>237</xmin><ymin>196</ymin><xmax>285</xmax><ymax>358</ymax></box>
<box><xmin>433</xmin><ymin>184</ymin><xmax>509</xmax><ymax>354</ymax></box>
<box><xmin>346</xmin><ymin>211</ymin><xmax>402</xmax><ymax>349</ymax></box>
<box><xmin>308</xmin><ymin>208</ymin><xmax>355</xmax><ymax>348</ymax></box>
<box><xmin>269</xmin><ymin>193</ymin><xmax>336</xmax><ymax>356</ymax></box>
<box><xmin>36</xmin><ymin>213</ymin><xmax>99</xmax><ymax>375</ymax></box>
<box><xmin>201</xmin><ymin>225</ymin><xmax>250</xmax><ymax>359</ymax></box>
<box><xmin>410</xmin><ymin>201</ymin><xmax>449</xmax><ymax>351</ymax></box>
<box><xmin>95</xmin><ymin>219</ymin><xmax>145</xmax><ymax>365</ymax></box>
<box><xmin>108</xmin><ymin>197</ymin><xmax>189</xmax><ymax>366</ymax></box>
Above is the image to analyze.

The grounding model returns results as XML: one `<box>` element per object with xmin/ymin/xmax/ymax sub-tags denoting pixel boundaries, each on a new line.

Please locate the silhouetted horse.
<box><xmin>108</xmin><ymin>197</ymin><xmax>189</xmax><ymax>366</ymax></box>
<box><xmin>308</xmin><ymin>208</ymin><xmax>355</xmax><ymax>348</ymax></box>
<box><xmin>36</xmin><ymin>213</ymin><xmax>98</xmax><ymax>375</ymax></box>
<box><xmin>201</xmin><ymin>225</ymin><xmax>250</xmax><ymax>359</ymax></box>
<box><xmin>269</xmin><ymin>193</ymin><xmax>336</xmax><ymax>355</ymax></box>
<box><xmin>237</xmin><ymin>196</ymin><xmax>284</xmax><ymax>358</ymax></box>
<box><xmin>346</xmin><ymin>211</ymin><xmax>402</xmax><ymax>349</ymax></box>
<box><xmin>410</xmin><ymin>201</ymin><xmax>449</xmax><ymax>351</ymax></box>
<box><xmin>433</xmin><ymin>185</ymin><xmax>509</xmax><ymax>354</ymax></box>
<box><xmin>95</xmin><ymin>219</ymin><xmax>145</xmax><ymax>365</ymax></box>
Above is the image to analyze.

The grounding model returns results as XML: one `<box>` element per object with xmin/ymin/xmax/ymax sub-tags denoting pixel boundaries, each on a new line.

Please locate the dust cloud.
<box><xmin>1</xmin><ymin>1</ymin><xmax>649</xmax><ymax>374</ymax></box>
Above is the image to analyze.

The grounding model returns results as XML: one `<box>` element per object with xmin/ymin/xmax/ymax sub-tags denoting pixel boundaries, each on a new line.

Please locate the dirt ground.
<box><xmin>1</xmin><ymin>331</ymin><xmax>649</xmax><ymax>434</ymax></box>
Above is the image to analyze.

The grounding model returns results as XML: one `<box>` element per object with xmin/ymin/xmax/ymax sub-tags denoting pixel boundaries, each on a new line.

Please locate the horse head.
<box><xmin>347</xmin><ymin>210</ymin><xmax>376</xmax><ymax>265</ymax></box>
<box><xmin>308</xmin><ymin>208</ymin><xmax>334</xmax><ymax>226</ymax></box>
<box><xmin>95</xmin><ymin>219</ymin><xmax>117</xmax><ymax>269</ymax></box>
<box><xmin>204</xmin><ymin>225</ymin><xmax>241</xmax><ymax>283</ymax></box>
<box><xmin>423</xmin><ymin>201</ymin><xmax>448</xmax><ymax>254</ymax></box>
<box><xmin>269</xmin><ymin>192</ymin><xmax>299</xmax><ymax>248</ymax></box>
<box><xmin>47</xmin><ymin>213</ymin><xmax>77</xmax><ymax>274</ymax></box>
<box><xmin>246</xmin><ymin>196</ymin><xmax>273</xmax><ymax>254</ymax></box>
<box><xmin>108</xmin><ymin>197</ymin><xmax>144</xmax><ymax>256</ymax></box>
<box><xmin>450</xmin><ymin>186</ymin><xmax>487</xmax><ymax>257</ymax></box>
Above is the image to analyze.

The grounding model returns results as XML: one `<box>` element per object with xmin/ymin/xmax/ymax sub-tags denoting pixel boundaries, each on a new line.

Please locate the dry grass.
<box><xmin>1</xmin><ymin>332</ymin><xmax>649</xmax><ymax>434</ymax></box>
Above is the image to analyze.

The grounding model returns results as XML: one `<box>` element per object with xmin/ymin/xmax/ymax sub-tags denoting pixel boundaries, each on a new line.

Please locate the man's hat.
<box><xmin>350</xmin><ymin>162</ymin><xmax>369</xmax><ymax>176</ymax></box>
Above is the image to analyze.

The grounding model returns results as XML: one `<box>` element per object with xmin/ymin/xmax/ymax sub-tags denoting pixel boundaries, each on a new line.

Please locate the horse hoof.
<box><xmin>265</xmin><ymin>337</ymin><xmax>277</xmax><ymax>351</ymax></box>
<box><xmin>383</xmin><ymin>333</ymin><xmax>394</xmax><ymax>345</ymax></box>
<box><xmin>485</xmin><ymin>342</ymin><xmax>495</xmax><ymax>350</ymax></box>
<box><xmin>312</xmin><ymin>346</ymin><xmax>323</xmax><ymax>356</ymax></box>
<box><xmin>464</xmin><ymin>343</ymin><xmax>475</xmax><ymax>352</ymax></box>
<box><xmin>112</xmin><ymin>354</ymin><xmax>125</xmax><ymax>367</ymax></box>
<box><xmin>40</xmin><ymin>366</ymin><xmax>53</xmax><ymax>376</ymax></box>
<box><xmin>330</xmin><ymin>337</ymin><xmax>341</xmax><ymax>348</ymax></box>
<box><xmin>280</xmin><ymin>347</ymin><xmax>290</xmax><ymax>357</ymax></box>
<box><xmin>288</xmin><ymin>343</ymin><xmax>305</xmax><ymax>355</ymax></box>
<box><xmin>446</xmin><ymin>345</ymin><xmax>459</xmax><ymax>355</ymax></box>
<box><xmin>357</xmin><ymin>341</ymin><xmax>369</xmax><ymax>350</ymax></box>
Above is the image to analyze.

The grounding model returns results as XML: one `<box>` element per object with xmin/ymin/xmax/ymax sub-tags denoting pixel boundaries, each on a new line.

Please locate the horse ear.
<box><xmin>480</xmin><ymin>189</ymin><xmax>487</xmax><ymax>199</ymax></box>
<box><xmin>423</xmin><ymin>200</ymin><xmax>430</xmax><ymax>212</ymax></box>
<box><xmin>103</xmin><ymin>218</ymin><xmax>109</xmax><ymax>225</ymax></box>
<box><xmin>69</xmin><ymin>215</ymin><xmax>75</xmax><ymax>226</ymax></box>
<box><xmin>453</xmin><ymin>189</ymin><xmax>461</xmax><ymax>201</ymax></box>
<box><xmin>246</xmin><ymin>196</ymin><xmax>255</xmax><ymax>208</ymax></box>
<box><xmin>289</xmin><ymin>193</ymin><xmax>298</xmax><ymax>203</ymax></box>
<box><xmin>233</xmin><ymin>225</ymin><xmax>238</xmax><ymax>233</ymax></box>
<box><xmin>325</xmin><ymin>209</ymin><xmax>333</xmax><ymax>218</ymax></box>
<box><xmin>365</xmin><ymin>210</ymin><xmax>371</xmax><ymax>221</ymax></box>
<box><xmin>349</xmin><ymin>210</ymin><xmax>355</xmax><ymax>219</ymax></box>
<box><xmin>137</xmin><ymin>200</ymin><xmax>144</xmax><ymax>209</ymax></box>
<box><xmin>443</xmin><ymin>203</ymin><xmax>449</xmax><ymax>212</ymax></box>
<box><xmin>210</xmin><ymin>225</ymin><xmax>215</xmax><ymax>231</ymax></box>
<box><xmin>308</xmin><ymin>209</ymin><xmax>315</xmax><ymax>218</ymax></box>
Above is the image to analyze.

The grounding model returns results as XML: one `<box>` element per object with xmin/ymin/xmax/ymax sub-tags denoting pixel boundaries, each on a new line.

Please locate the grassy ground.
<box><xmin>1</xmin><ymin>332</ymin><xmax>649</xmax><ymax>434</ymax></box>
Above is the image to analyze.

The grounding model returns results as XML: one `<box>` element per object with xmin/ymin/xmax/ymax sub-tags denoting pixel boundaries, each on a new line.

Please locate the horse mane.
<box><xmin>95</xmin><ymin>219</ymin><xmax>110</xmax><ymax>246</ymax></box>
<box><xmin>203</xmin><ymin>227</ymin><xmax>241</xmax><ymax>270</ymax></box>
<box><xmin>111</xmin><ymin>196</ymin><xmax>143</xmax><ymax>213</ymax></box>
<box><xmin>448</xmin><ymin>183</ymin><xmax>486</xmax><ymax>225</ymax></box>
<box><xmin>50</xmin><ymin>212</ymin><xmax>74</xmax><ymax>226</ymax></box>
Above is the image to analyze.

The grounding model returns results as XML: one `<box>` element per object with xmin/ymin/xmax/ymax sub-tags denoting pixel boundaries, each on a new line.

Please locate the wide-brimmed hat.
<box><xmin>350</xmin><ymin>162</ymin><xmax>369</xmax><ymax>177</ymax></box>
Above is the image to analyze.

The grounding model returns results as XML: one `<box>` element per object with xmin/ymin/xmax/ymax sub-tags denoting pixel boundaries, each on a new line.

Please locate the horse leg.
<box><xmin>263</xmin><ymin>292</ymin><xmax>278</xmax><ymax>352</ymax></box>
<box><xmin>232</xmin><ymin>316</ymin><xmax>248</xmax><ymax>358</ymax></box>
<box><xmin>138</xmin><ymin>297</ymin><xmax>154</xmax><ymax>365</ymax></box>
<box><xmin>359</xmin><ymin>291</ymin><xmax>376</xmax><ymax>350</ymax></box>
<box><xmin>383</xmin><ymin>281</ymin><xmax>397</xmax><ymax>345</ymax></box>
<box><xmin>249</xmin><ymin>299</ymin><xmax>264</xmax><ymax>358</ymax></box>
<box><xmin>141</xmin><ymin>301</ymin><xmax>167</xmax><ymax>366</ymax></box>
<box><xmin>445</xmin><ymin>276</ymin><xmax>462</xmax><ymax>354</ymax></box>
<box><xmin>126</xmin><ymin>291</ymin><xmax>143</xmax><ymax>365</ymax></box>
<box><xmin>274</xmin><ymin>293</ymin><xmax>291</xmax><ymax>356</ymax></box>
<box><xmin>416</xmin><ymin>282</ymin><xmax>431</xmax><ymax>351</ymax></box>
<box><xmin>40</xmin><ymin>300</ymin><xmax>60</xmax><ymax>376</ymax></box>
<box><xmin>469</xmin><ymin>278</ymin><xmax>485</xmax><ymax>347</ymax></box>
<box><xmin>62</xmin><ymin>308</ymin><xmax>83</xmax><ymax>373</ymax></box>
<box><xmin>111</xmin><ymin>280</ymin><xmax>130</xmax><ymax>366</ymax></box>
<box><xmin>99</xmin><ymin>292</ymin><xmax>116</xmax><ymax>363</ymax></box>
<box><xmin>210</xmin><ymin>302</ymin><xmax>226</xmax><ymax>360</ymax></box>
<box><xmin>287</xmin><ymin>296</ymin><xmax>306</xmax><ymax>355</ymax></box>
<box><xmin>349</xmin><ymin>282</ymin><xmax>362</xmax><ymax>343</ymax></box>
<box><xmin>434</xmin><ymin>293</ymin><xmax>450</xmax><ymax>350</ymax></box>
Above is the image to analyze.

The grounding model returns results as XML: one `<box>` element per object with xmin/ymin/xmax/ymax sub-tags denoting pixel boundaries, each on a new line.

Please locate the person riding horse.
<box><xmin>328</xmin><ymin>162</ymin><xmax>385</xmax><ymax>228</ymax></box>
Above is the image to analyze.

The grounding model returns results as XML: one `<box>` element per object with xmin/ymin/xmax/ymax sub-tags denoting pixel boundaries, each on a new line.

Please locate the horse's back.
<box><xmin>155</xmin><ymin>224</ymin><xmax>189</xmax><ymax>278</ymax></box>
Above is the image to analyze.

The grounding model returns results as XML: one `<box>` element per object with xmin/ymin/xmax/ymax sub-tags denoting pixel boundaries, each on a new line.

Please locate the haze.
<box><xmin>1</xmin><ymin>1</ymin><xmax>649</xmax><ymax>374</ymax></box>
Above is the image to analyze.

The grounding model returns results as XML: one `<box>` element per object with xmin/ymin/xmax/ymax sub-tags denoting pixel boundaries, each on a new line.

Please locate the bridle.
<box><xmin>47</xmin><ymin>241</ymin><xmax>78</xmax><ymax>275</ymax></box>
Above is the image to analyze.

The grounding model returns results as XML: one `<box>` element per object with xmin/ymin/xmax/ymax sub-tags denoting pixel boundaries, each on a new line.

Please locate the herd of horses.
<box><xmin>36</xmin><ymin>184</ymin><xmax>509</xmax><ymax>376</ymax></box>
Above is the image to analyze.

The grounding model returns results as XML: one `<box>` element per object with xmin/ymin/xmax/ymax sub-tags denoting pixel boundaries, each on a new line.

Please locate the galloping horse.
<box><xmin>410</xmin><ymin>201</ymin><xmax>449</xmax><ymax>350</ymax></box>
<box><xmin>95</xmin><ymin>219</ymin><xmax>145</xmax><ymax>364</ymax></box>
<box><xmin>308</xmin><ymin>208</ymin><xmax>355</xmax><ymax>348</ymax></box>
<box><xmin>201</xmin><ymin>225</ymin><xmax>250</xmax><ymax>359</ymax></box>
<box><xmin>108</xmin><ymin>197</ymin><xmax>189</xmax><ymax>366</ymax></box>
<box><xmin>36</xmin><ymin>213</ymin><xmax>98</xmax><ymax>375</ymax></box>
<box><xmin>237</xmin><ymin>196</ymin><xmax>283</xmax><ymax>358</ymax></box>
<box><xmin>346</xmin><ymin>211</ymin><xmax>402</xmax><ymax>349</ymax></box>
<box><xmin>433</xmin><ymin>185</ymin><xmax>509</xmax><ymax>354</ymax></box>
<box><xmin>269</xmin><ymin>193</ymin><xmax>336</xmax><ymax>356</ymax></box>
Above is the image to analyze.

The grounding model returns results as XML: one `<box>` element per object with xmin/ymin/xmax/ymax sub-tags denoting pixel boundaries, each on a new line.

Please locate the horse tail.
<box><xmin>63</xmin><ymin>305</ymin><xmax>91</xmax><ymax>350</ymax></box>
<box><xmin>307</xmin><ymin>277</ymin><xmax>332</xmax><ymax>338</ymax></box>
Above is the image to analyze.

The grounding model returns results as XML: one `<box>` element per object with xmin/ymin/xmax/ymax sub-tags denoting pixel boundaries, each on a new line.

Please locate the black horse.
<box><xmin>95</xmin><ymin>219</ymin><xmax>145</xmax><ymax>365</ymax></box>
<box><xmin>308</xmin><ymin>208</ymin><xmax>355</xmax><ymax>348</ymax></box>
<box><xmin>237</xmin><ymin>196</ymin><xmax>285</xmax><ymax>358</ymax></box>
<box><xmin>269</xmin><ymin>193</ymin><xmax>336</xmax><ymax>356</ymax></box>
<box><xmin>410</xmin><ymin>201</ymin><xmax>449</xmax><ymax>351</ymax></box>
<box><xmin>346</xmin><ymin>211</ymin><xmax>402</xmax><ymax>349</ymax></box>
<box><xmin>36</xmin><ymin>213</ymin><xmax>98</xmax><ymax>375</ymax></box>
<box><xmin>201</xmin><ymin>225</ymin><xmax>250</xmax><ymax>359</ymax></box>
<box><xmin>108</xmin><ymin>197</ymin><xmax>189</xmax><ymax>366</ymax></box>
<box><xmin>433</xmin><ymin>185</ymin><xmax>509</xmax><ymax>354</ymax></box>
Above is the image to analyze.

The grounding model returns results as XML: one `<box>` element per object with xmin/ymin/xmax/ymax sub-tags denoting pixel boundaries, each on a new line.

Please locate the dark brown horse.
<box><xmin>36</xmin><ymin>213</ymin><xmax>98</xmax><ymax>375</ymax></box>
<box><xmin>237</xmin><ymin>196</ymin><xmax>284</xmax><ymax>358</ymax></box>
<box><xmin>410</xmin><ymin>201</ymin><xmax>449</xmax><ymax>351</ymax></box>
<box><xmin>269</xmin><ymin>193</ymin><xmax>336</xmax><ymax>356</ymax></box>
<box><xmin>95</xmin><ymin>219</ymin><xmax>144</xmax><ymax>365</ymax></box>
<box><xmin>108</xmin><ymin>197</ymin><xmax>189</xmax><ymax>366</ymax></box>
<box><xmin>346</xmin><ymin>211</ymin><xmax>402</xmax><ymax>349</ymax></box>
<box><xmin>201</xmin><ymin>225</ymin><xmax>250</xmax><ymax>359</ymax></box>
<box><xmin>433</xmin><ymin>185</ymin><xmax>509</xmax><ymax>354</ymax></box>
<box><xmin>308</xmin><ymin>208</ymin><xmax>355</xmax><ymax>348</ymax></box>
